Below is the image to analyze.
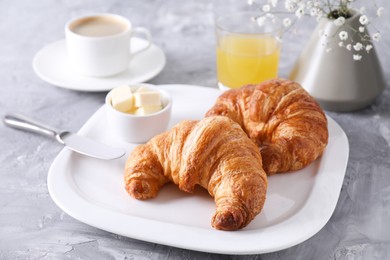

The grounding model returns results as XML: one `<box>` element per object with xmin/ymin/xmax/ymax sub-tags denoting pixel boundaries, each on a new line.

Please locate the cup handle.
<box><xmin>131</xmin><ymin>27</ymin><xmax>152</xmax><ymax>57</ymax></box>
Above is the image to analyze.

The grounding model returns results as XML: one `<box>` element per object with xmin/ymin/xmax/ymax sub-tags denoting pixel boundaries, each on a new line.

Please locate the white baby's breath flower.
<box><xmin>353</xmin><ymin>42</ymin><xmax>363</xmax><ymax>51</ymax></box>
<box><xmin>373</xmin><ymin>32</ymin><xmax>381</xmax><ymax>42</ymax></box>
<box><xmin>248</xmin><ymin>0</ymin><xmax>255</xmax><ymax>6</ymax></box>
<box><xmin>326</xmin><ymin>48</ymin><xmax>332</xmax><ymax>53</ymax></box>
<box><xmin>346</xmin><ymin>44</ymin><xmax>352</xmax><ymax>51</ymax></box>
<box><xmin>320</xmin><ymin>29</ymin><xmax>328</xmax><ymax>38</ymax></box>
<box><xmin>359</xmin><ymin>26</ymin><xmax>365</xmax><ymax>33</ymax></box>
<box><xmin>359</xmin><ymin>15</ymin><xmax>369</xmax><ymax>25</ymax></box>
<box><xmin>310</xmin><ymin>8</ymin><xmax>317</xmax><ymax>16</ymax></box>
<box><xmin>377</xmin><ymin>7</ymin><xmax>384</xmax><ymax>17</ymax></box>
<box><xmin>262</xmin><ymin>4</ymin><xmax>271</xmax><ymax>12</ymax></box>
<box><xmin>295</xmin><ymin>7</ymin><xmax>305</xmax><ymax>18</ymax></box>
<box><xmin>285</xmin><ymin>0</ymin><xmax>297</xmax><ymax>12</ymax></box>
<box><xmin>283</xmin><ymin>17</ymin><xmax>292</xmax><ymax>27</ymax></box>
<box><xmin>256</xmin><ymin>16</ymin><xmax>266</xmax><ymax>27</ymax></box>
<box><xmin>353</xmin><ymin>54</ymin><xmax>362</xmax><ymax>61</ymax></box>
<box><xmin>334</xmin><ymin>17</ymin><xmax>345</xmax><ymax>26</ymax></box>
<box><xmin>366</xmin><ymin>44</ymin><xmax>373</xmax><ymax>52</ymax></box>
<box><xmin>269</xmin><ymin>0</ymin><xmax>278</xmax><ymax>8</ymax></box>
<box><xmin>297</xmin><ymin>1</ymin><xmax>306</xmax><ymax>9</ymax></box>
<box><xmin>339</xmin><ymin>31</ymin><xmax>348</xmax><ymax>40</ymax></box>
<box><xmin>338</xmin><ymin>42</ymin><xmax>344</xmax><ymax>47</ymax></box>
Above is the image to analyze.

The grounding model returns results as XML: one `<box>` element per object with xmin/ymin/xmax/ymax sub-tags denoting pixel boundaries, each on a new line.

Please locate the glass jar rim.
<box><xmin>216</xmin><ymin>11</ymin><xmax>283</xmax><ymax>36</ymax></box>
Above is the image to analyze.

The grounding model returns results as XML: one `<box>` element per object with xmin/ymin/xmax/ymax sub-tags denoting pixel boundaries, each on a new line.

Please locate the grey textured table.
<box><xmin>1</xmin><ymin>0</ymin><xmax>389</xmax><ymax>259</ymax></box>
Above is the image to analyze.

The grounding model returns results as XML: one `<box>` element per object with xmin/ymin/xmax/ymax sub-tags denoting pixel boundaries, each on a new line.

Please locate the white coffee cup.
<box><xmin>65</xmin><ymin>13</ymin><xmax>151</xmax><ymax>77</ymax></box>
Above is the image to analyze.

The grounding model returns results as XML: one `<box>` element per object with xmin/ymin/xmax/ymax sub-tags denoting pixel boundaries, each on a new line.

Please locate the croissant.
<box><xmin>206</xmin><ymin>79</ymin><xmax>328</xmax><ymax>175</ymax></box>
<box><xmin>124</xmin><ymin>116</ymin><xmax>268</xmax><ymax>230</ymax></box>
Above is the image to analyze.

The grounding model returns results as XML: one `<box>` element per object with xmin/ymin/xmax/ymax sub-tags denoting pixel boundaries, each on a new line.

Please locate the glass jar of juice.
<box><xmin>216</xmin><ymin>12</ymin><xmax>282</xmax><ymax>89</ymax></box>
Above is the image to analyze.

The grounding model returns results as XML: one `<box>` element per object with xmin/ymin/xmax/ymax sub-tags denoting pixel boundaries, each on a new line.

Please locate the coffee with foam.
<box><xmin>70</xmin><ymin>16</ymin><xmax>128</xmax><ymax>37</ymax></box>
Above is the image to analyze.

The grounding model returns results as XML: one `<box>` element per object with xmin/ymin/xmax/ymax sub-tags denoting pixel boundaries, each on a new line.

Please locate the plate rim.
<box><xmin>32</xmin><ymin>38</ymin><xmax>166</xmax><ymax>92</ymax></box>
<box><xmin>47</xmin><ymin>84</ymin><xmax>349</xmax><ymax>255</ymax></box>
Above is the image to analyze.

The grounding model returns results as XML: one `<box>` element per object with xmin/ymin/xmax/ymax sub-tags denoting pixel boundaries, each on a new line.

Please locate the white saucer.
<box><xmin>33</xmin><ymin>37</ymin><xmax>166</xmax><ymax>92</ymax></box>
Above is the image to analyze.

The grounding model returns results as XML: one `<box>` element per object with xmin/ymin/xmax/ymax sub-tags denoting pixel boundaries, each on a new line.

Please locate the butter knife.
<box><xmin>3</xmin><ymin>113</ymin><xmax>125</xmax><ymax>160</ymax></box>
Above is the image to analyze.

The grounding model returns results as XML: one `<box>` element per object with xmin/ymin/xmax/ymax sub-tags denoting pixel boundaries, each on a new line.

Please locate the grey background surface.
<box><xmin>1</xmin><ymin>0</ymin><xmax>389</xmax><ymax>259</ymax></box>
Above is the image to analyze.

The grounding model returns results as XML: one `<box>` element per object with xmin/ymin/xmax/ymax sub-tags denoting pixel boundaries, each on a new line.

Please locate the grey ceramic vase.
<box><xmin>289</xmin><ymin>11</ymin><xmax>385</xmax><ymax>112</ymax></box>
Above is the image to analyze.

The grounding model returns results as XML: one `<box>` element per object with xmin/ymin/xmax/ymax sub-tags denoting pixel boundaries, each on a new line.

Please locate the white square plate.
<box><xmin>48</xmin><ymin>84</ymin><xmax>349</xmax><ymax>255</ymax></box>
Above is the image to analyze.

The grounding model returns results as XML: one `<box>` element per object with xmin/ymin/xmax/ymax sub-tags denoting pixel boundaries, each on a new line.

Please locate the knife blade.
<box><xmin>3</xmin><ymin>112</ymin><xmax>125</xmax><ymax>160</ymax></box>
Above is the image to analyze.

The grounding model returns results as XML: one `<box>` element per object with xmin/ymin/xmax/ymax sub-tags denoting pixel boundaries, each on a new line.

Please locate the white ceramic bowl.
<box><xmin>105</xmin><ymin>84</ymin><xmax>172</xmax><ymax>143</ymax></box>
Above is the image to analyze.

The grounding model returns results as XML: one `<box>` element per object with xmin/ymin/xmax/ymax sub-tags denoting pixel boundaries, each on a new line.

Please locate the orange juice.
<box><xmin>217</xmin><ymin>35</ymin><xmax>280</xmax><ymax>89</ymax></box>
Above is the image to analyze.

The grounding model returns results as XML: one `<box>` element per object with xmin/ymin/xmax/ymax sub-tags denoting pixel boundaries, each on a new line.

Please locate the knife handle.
<box><xmin>3</xmin><ymin>113</ymin><xmax>60</xmax><ymax>139</ymax></box>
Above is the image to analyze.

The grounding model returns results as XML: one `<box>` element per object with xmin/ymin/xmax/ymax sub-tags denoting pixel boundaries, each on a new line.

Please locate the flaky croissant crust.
<box><xmin>125</xmin><ymin>116</ymin><xmax>268</xmax><ymax>230</ymax></box>
<box><xmin>206</xmin><ymin>79</ymin><xmax>329</xmax><ymax>174</ymax></box>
